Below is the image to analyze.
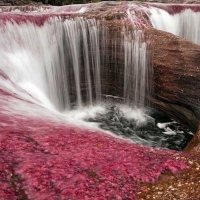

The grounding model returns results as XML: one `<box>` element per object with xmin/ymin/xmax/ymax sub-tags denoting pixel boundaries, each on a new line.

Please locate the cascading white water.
<box><xmin>0</xmin><ymin>19</ymin><xmax>55</xmax><ymax>110</ymax></box>
<box><xmin>123</xmin><ymin>29</ymin><xmax>149</xmax><ymax>108</ymax></box>
<box><xmin>1</xmin><ymin>3</ymin><xmax>200</xmax><ymax>114</ymax></box>
<box><xmin>0</xmin><ymin>3</ymin><xmax>193</xmax><ymax>151</ymax></box>
<box><xmin>149</xmin><ymin>7</ymin><xmax>200</xmax><ymax>45</ymax></box>
<box><xmin>61</xmin><ymin>18</ymin><xmax>101</xmax><ymax>109</ymax></box>
<box><xmin>0</xmin><ymin>16</ymin><xmax>150</xmax><ymax>111</ymax></box>
<box><xmin>0</xmin><ymin>17</ymin><xmax>103</xmax><ymax>111</ymax></box>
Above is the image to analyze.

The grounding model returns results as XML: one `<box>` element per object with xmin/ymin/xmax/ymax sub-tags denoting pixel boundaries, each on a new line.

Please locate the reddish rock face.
<box><xmin>185</xmin><ymin>126</ymin><xmax>200</xmax><ymax>152</ymax></box>
<box><xmin>97</xmin><ymin>21</ymin><xmax>200</xmax><ymax>134</ymax></box>
<box><xmin>145</xmin><ymin>28</ymin><xmax>200</xmax><ymax>132</ymax></box>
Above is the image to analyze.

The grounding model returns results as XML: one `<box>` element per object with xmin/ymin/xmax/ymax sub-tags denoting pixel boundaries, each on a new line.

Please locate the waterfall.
<box><xmin>61</xmin><ymin>18</ymin><xmax>101</xmax><ymax>109</ymax></box>
<box><xmin>149</xmin><ymin>7</ymin><xmax>200</xmax><ymax>45</ymax></box>
<box><xmin>1</xmin><ymin>3</ymin><xmax>200</xmax><ymax>114</ymax></box>
<box><xmin>0</xmin><ymin>2</ymin><xmax>193</xmax><ymax>151</ymax></box>
<box><xmin>0</xmin><ymin>19</ymin><xmax>55</xmax><ymax>110</ymax></box>
<box><xmin>0</xmin><ymin>13</ymin><xmax>150</xmax><ymax>111</ymax></box>
<box><xmin>123</xmin><ymin>29</ymin><xmax>149</xmax><ymax>107</ymax></box>
<box><xmin>47</xmin><ymin>18</ymin><xmax>101</xmax><ymax>110</ymax></box>
<box><xmin>0</xmin><ymin>17</ymin><xmax>103</xmax><ymax>111</ymax></box>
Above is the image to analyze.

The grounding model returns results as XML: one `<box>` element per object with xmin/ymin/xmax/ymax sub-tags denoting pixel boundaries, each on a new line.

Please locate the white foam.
<box><xmin>157</xmin><ymin>122</ymin><xmax>172</xmax><ymax>129</ymax></box>
<box><xmin>119</xmin><ymin>105</ymin><xmax>145</xmax><ymax>122</ymax></box>
<box><xmin>163</xmin><ymin>127</ymin><xmax>177</xmax><ymax>135</ymax></box>
<box><xmin>63</xmin><ymin>104</ymin><xmax>106</xmax><ymax>121</ymax></box>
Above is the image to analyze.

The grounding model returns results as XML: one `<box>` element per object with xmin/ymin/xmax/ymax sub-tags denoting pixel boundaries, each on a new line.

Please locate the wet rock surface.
<box><xmin>185</xmin><ymin>125</ymin><xmax>200</xmax><ymax>153</ymax></box>
<box><xmin>145</xmin><ymin>28</ymin><xmax>200</xmax><ymax>131</ymax></box>
<box><xmin>138</xmin><ymin>155</ymin><xmax>200</xmax><ymax>200</ymax></box>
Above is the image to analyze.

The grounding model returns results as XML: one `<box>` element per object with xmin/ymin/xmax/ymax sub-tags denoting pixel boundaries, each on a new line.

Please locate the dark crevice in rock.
<box><xmin>10</xmin><ymin>169</ymin><xmax>28</xmax><ymax>200</ymax></box>
<box><xmin>150</xmin><ymin>98</ymin><xmax>199</xmax><ymax>132</ymax></box>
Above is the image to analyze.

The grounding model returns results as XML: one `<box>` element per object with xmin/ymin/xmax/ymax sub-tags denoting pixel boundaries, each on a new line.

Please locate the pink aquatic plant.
<box><xmin>0</xmin><ymin>95</ymin><xmax>189</xmax><ymax>199</ymax></box>
<box><xmin>0</xmin><ymin>2</ymin><xmax>195</xmax><ymax>198</ymax></box>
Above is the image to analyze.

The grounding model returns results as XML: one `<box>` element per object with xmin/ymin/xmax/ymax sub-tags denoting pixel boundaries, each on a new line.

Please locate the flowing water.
<box><xmin>123</xmin><ymin>29</ymin><xmax>149</xmax><ymax>107</ymax></box>
<box><xmin>0</xmin><ymin>15</ymin><xmax>151</xmax><ymax>110</ymax></box>
<box><xmin>149</xmin><ymin>5</ymin><xmax>200</xmax><ymax>45</ymax></box>
<box><xmin>0</xmin><ymin>17</ymin><xmax>102</xmax><ymax>110</ymax></box>
<box><xmin>0</xmin><ymin>2</ymin><xmax>197</xmax><ymax>150</ymax></box>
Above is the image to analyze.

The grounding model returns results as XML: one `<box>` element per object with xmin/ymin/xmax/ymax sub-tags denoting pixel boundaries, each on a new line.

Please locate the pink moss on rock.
<box><xmin>0</xmin><ymin>93</ymin><xmax>190</xmax><ymax>200</ymax></box>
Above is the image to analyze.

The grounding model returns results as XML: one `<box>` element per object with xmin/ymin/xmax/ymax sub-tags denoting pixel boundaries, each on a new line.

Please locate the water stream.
<box><xmin>0</xmin><ymin>2</ymin><xmax>197</xmax><ymax>150</ymax></box>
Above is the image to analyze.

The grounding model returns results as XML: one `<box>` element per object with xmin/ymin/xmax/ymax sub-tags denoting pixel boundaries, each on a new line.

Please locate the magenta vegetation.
<box><xmin>0</xmin><ymin>2</ymin><xmax>195</xmax><ymax>199</ymax></box>
<box><xmin>0</xmin><ymin>100</ymin><xmax>189</xmax><ymax>199</ymax></box>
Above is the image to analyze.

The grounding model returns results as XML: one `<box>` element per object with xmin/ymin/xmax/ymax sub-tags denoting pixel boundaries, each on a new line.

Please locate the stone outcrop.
<box><xmin>145</xmin><ymin>29</ymin><xmax>200</xmax><ymax>132</ymax></box>
<box><xmin>96</xmin><ymin>19</ymin><xmax>200</xmax><ymax>135</ymax></box>
<box><xmin>82</xmin><ymin>4</ymin><xmax>200</xmax><ymax>137</ymax></box>
<box><xmin>185</xmin><ymin>124</ymin><xmax>200</xmax><ymax>152</ymax></box>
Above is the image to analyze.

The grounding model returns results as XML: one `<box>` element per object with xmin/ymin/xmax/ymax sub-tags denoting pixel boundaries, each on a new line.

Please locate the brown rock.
<box><xmin>145</xmin><ymin>28</ymin><xmax>200</xmax><ymax>132</ymax></box>
<box><xmin>185</xmin><ymin>124</ymin><xmax>200</xmax><ymax>152</ymax></box>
